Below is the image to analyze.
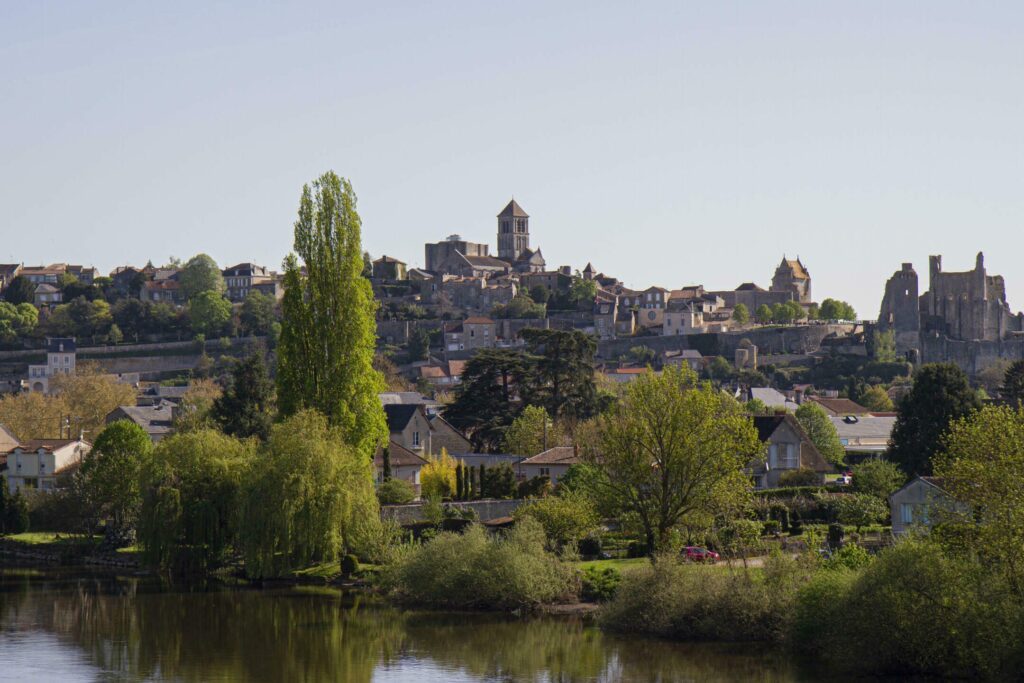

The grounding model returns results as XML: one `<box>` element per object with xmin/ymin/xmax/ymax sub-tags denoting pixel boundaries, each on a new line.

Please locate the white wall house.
<box><xmin>3</xmin><ymin>439</ymin><xmax>91</xmax><ymax>493</ymax></box>
<box><xmin>24</xmin><ymin>337</ymin><xmax>76</xmax><ymax>394</ymax></box>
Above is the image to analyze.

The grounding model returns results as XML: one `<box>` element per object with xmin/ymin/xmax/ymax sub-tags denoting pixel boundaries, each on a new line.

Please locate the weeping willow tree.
<box><xmin>138</xmin><ymin>430</ymin><xmax>255</xmax><ymax>573</ymax></box>
<box><xmin>240</xmin><ymin>410</ymin><xmax>379</xmax><ymax>579</ymax></box>
<box><xmin>276</xmin><ymin>172</ymin><xmax>387</xmax><ymax>460</ymax></box>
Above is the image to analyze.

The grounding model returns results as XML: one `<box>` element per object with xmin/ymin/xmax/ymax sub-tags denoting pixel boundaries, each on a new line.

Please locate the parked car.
<box><xmin>683</xmin><ymin>546</ymin><xmax>720</xmax><ymax>563</ymax></box>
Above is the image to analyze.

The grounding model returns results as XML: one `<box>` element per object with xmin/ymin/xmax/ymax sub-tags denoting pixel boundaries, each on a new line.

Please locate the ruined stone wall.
<box><xmin>596</xmin><ymin>324</ymin><xmax>853</xmax><ymax>360</ymax></box>
<box><xmin>920</xmin><ymin>333</ymin><xmax>1024</xmax><ymax>377</ymax></box>
<box><xmin>877</xmin><ymin>263</ymin><xmax>921</xmax><ymax>357</ymax></box>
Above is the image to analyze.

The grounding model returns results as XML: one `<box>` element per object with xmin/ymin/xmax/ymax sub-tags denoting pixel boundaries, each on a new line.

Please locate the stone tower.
<box><xmin>497</xmin><ymin>199</ymin><xmax>529</xmax><ymax>262</ymax></box>
<box><xmin>877</xmin><ymin>263</ymin><xmax>921</xmax><ymax>360</ymax></box>
<box><xmin>770</xmin><ymin>256</ymin><xmax>812</xmax><ymax>304</ymax></box>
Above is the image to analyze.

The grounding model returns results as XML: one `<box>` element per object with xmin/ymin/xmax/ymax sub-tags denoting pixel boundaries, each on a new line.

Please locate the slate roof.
<box><xmin>108</xmin><ymin>404</ymin><xmax>175</xmax><ymax>437</ymax></box>
<box><xmin>463</xmin><ymin>254</ymin><xmax>510</xmax><ymax>269</ymax></box>
<box><xmin>46</xmin><ymin>338</ymin><xmax>76</xmax><ymax>354</ymax></box>
<box><xmin>384</xmin><ymin>404</ymin><xmax>422</xmax><ymax>432</ymax></box>
<box><xmin>379</xmin><ymin>392</ymin><xmax>441</xmax><ymax>407</ymax></box>
<box><xmin>497</xmin><ymin>199</ymin><xmax>529</xmax><ymax>218</ymax></box>
<box><xmin>736</xmin><ymin>282</ymin><xmax>765</xmax><ymax>291</ymax></box>
<box><xmin>830</xmin><ymin>415</ymin><xmax>896</xmax><ymax>442</ymax></box>
<box><xmin>807</xmin><ymin>397</ymin><xmax>870</xmax><ymax>416</ymax></box>
<box><xmin>750</xmin><ymin>387</ymin><xmax>799</xmax><ymax>411</ymax></box>
<box><xmin>375</xmin><ymin>440</ymin><xmax>428</xmax><ymax>468</ymax></box>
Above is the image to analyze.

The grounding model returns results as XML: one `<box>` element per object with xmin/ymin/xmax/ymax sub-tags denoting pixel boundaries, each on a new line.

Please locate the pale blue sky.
<box><xmin>2</xmin><ymin>2</ymin><xmax>1022</xmax><ymax>317</ymax></box>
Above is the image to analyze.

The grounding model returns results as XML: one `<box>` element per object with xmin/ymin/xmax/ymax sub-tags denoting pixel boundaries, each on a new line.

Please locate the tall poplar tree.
<box><xmin>276</xmin><ymin>172</ymin><xmax>388</xmax><ymax>460</ymax></box>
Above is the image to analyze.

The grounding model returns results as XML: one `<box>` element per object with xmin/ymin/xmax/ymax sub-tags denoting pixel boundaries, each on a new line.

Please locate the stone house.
<box><xmin>141</xmin><ymin>278</ymin><xmax>183</xmax><ymax>304</ymax></box>
<box><xmin>427</xmin><ymin>414</ymin><xmax>472</xmax><ymax>455</ymax></box>
<box><xmin>664</xmin><ymin>349</ymin><xmax>704</xmax><ymax>372</ymax></box>
<box><xmin>20</xmin><ymin>264</ymin><xmax>66</xmax><ymax>286</ymax></box>
<box><xmin>771</xmin><ymin>257</ymin><xmax>812</xmax><ymax>304</ymax></box>
<box><xmin>519</xmin><ymin>268</ymin><xmax>573</xmax><ymax>296</ymax></box>
<box><xmin>890</xmin><ymin>476</ymin><xmax>965</xmax><ymax>536</ymax></box>
<box><xmin>384</xmin><ymin>404</ymin><xmax>433</xmax><ymax>454</ymax></box>
<box><xmin>593</xmin><ymin>294</ymin><xmax>618</xmax><ymax>340</ymax></box>
<box><xmin>444</xmin><ymin>317</ymin><xmax>496</xmax><ymax>352</ymax></box>
<box><xmin>33</xmin><ymin>283</ymin><xmax>62</xmax><ymax>307</ymax></box>
<box><xmin>663</xmin><ymin>299</ymin><xmax>705</xmax><ymax>336</ymax></box>
<box><xmin>65</xmin><ymin>265</ymin><xmax>97</xmax><ymax>285</ymax></box>
<box><xmin>25</xmin><ymin>337</ymin><xmax>76</xmax><ymax>394</ymax></box>
<box><xmin>437</xmin><ymin>277</ymin><xmax>517</xmax><ymax>315</ymax></box>
<box><xmin>105</xmin><ymin>403</ymin><xmax>176</xmax><ymax>443</ymax></box>
<box><xmin>372</xmin><ymin>256</ymin><xmax>407</xmax><ymax>281</ymax></box>
<box><xmin>425</xmin><ymin>235</ymin><xmax>491</xmax><ymax>274</ymax></box>
<box><xmin>519</xmin><ymin>446</ymin><xmax>581</xmax><ymax>485</ymax></box>
<box><xmin>749</xmin><ymin>414</ymin><xmax>833</xmax><ymax>489</ymax></box>
<box><xmin>3</xmin><ymin>439</ymin><xmax>91</xmax><ymax>493</ymax></box>
<box><xmin>374</xmin><ymin>440</ymin><xmax>428</xmax><ymax>494</ymax></box>
<box><xmin>221</xmin><ymin>263</ymin><xmax>281</xmax><ymax>303</ymax></box>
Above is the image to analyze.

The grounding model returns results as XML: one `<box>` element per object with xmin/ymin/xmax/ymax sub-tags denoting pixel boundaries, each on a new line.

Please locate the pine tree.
<box><xmin>381</xmin><ymin>445</ymin><xmax>392</xmax><ymax>481</ymax></box>
<box><xmin>276</xmin><ymin>172</ymin><xmax>388</xmax><ymax>459</ymax></box>
<box><xmin>479</xmin><ymin>464</ymin><xmax>487</xmax><ymax>499</ymax></box>
<box><xmin>455</xmin><ymin>462</ymin><xmax>464</xmax><ymax>501</ymax></box>
<box><xmin>213</xmin><ymin>352</ymin><xmax>274</xmax><ymax>440</ymax></box>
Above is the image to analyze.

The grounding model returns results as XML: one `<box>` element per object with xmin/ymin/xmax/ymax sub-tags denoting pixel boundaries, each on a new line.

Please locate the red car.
<box><xmin>683</xmin><ymin>546</ymin><xmax>720</xmax><ymax>563</ymax></box>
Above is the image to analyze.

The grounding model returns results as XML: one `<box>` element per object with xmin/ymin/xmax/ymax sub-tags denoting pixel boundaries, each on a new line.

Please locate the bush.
<box><xmin>380</xmin><ymin>518</ymin><xmax>577</xmax><ymax>610</ymax></box>
<box><xmin>513</xmin><ymin>491</ymin><xmax>600</xmax><ymax>548</ymax></box>
<box><xmin>762</xmin><ymin>520</ymin><xmax>781</xmax><ymax>536</ymax></box>
<box><xmin>581</xmin><ymin>566</ymin><xmax>621</xmax><ymax>602</ymax></box>
<box><xmin>377</xmin><ymin>478</ymin><xmax>416</xmax><ymax>505</ymax></box>
<box><xmin>341</xmin><ymin>554</ymin><xmax>360</xmax><ymax>576</ymax></box>
<box><xmin>778</xmin><ymin>468</ymin><xmax>821</xmax><ymax>487</ymax></box>
<box><xmin>578</xmin><ymin>535</ymin><xmax>602</xmax><ymax>558</ymax></box>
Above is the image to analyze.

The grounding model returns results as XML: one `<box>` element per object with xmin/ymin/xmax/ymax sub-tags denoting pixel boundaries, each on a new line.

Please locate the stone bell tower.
<box><xmin>497</xmin><ymin>199</ymin><xmax>529</xmax><ymax>262</ymax></box>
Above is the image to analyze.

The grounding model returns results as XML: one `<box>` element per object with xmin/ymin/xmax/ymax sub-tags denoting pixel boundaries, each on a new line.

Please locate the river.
<box><xmin>0</xmin><ymin>568</ymin><xmax>827</xmax><ymax>682</ymax></box>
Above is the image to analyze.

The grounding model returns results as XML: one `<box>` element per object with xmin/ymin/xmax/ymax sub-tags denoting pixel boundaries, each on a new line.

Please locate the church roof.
<box><xmin>497</xmin><ymin>199</ymin><xmax>529</xmax><ymax>218</ymax></box>
<box><xmin>780</xmin><ymin>257</ymin><xmax>809</xmax><ymax>280</ymax></box>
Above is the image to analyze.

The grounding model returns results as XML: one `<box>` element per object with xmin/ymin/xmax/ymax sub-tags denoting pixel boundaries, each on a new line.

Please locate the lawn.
<box><xmin>3</xmin><ymin>532</ymin><xmax>97</xmax><ymax>547</ymax></box>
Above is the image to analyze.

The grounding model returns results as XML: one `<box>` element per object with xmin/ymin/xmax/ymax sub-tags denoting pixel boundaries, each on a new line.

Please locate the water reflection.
<box><xmin>0</xmin><ymin>569</ymin><xmax>805</xmax><ymax>682</ymax></box>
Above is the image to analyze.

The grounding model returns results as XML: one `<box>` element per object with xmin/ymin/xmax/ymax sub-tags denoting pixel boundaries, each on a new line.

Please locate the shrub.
<box><xmin>581</xmin><ymin>566</ymin><xmax>621</xmax><ymax>602</ymax></box>
<box><xmin>762</xmin><ymin>520</ymin><xmax>781</xmax><ymax>536</ymax></box>
<box><xmin>778</xmin><ymin>468</ymin><xmax>821</xmax><ymax>487</ymax></box>
<box><xmin>380</xmin><ymin>518</ymin><xmax>577</xmax><ymax>610</ymax></box>
<box><xmin>377</xmin><ymin>478</ymin><xmax>416</xmax><ymax>505</ymax></box>
<box><xmin>578</xmin><ymin>535</ymin><xmax>602</xmax><ymax>558</ymax></box>
<box><xmin>513</xmin><ymin>491</ymin><xmax>600</xmax><ymax>548</ymax></box>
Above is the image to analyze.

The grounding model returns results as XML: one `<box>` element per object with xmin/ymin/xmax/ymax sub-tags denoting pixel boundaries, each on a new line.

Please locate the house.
<box><xmin>3</xmin><ymin>439</ymin><xmax>91</xmax><ymax>493</ymax></box>
<box><xmin>424</xmin><ymin>234</ymin><xmax>492</xmax><ymax>274</ymax></box>
<box><xmin>384</xmin><ymin>404</ymin><xmax>433</xmax><ymax>453</ymax></box>
<box><xmin>890</xmin><ymin>476</ymin><xmax>965</xmax><ymax>536</ymax></box>
<box><xmin>749</xmin><ymin>387</ymin><xmax>799</xmax><ymax>412</ymax></box>
<box><xmin>830</xmin><ymin>415</ymin><xmax>896</xmax><ymax>460</ymax></box>
<box><xmin>417</xmin><ymin>360</ymin><xmax>467</xmax><ymax>387</ymax></box>
<box><xmin>519</xmin><ymin>446</ymin><xmax>581</xmax><ymax>485</ymax></box>
<box><xmin>806</xmin><ymin>397</ymin><xmax>871</xmax><ymax>416</ymax></box>
<box><xmin>372</xmin><ymin>256</ymin><xmax>407</xmax><ymax>281</ymax></box>
<box><xmin>109</xmin><ymin>266</ymin><xmax>149</xmax><ymax>297</ymax></box>
<box><xmin>0</xmin><ymin>264</ymin><xmax>22</xmax><ymax>292</ymax></box>
<box><xmin>749</xmin><ymin>414</ymin><xmax>833</xmax><ymax>489</ymax></box>
<box><xmin>0</xmin><ymin>424</ymin><xmax>19</xmax><ymax>453</ymax></box>
<box><xmin>602</xmin><ymin>367</ymin><xmax>651</xmax><ymax>384</ymax></box>
<box><xmin>519</xmin><ymin>268</ymin><xmax>572</xmax><ymax>296</ymax></box>
<box><xmin>593</xmin><ymin>295</ymin><xmax>618</xmax><ymax>340</ymax></box>
<box><xmin>20</xmin><ymin>264</ymin><xmax>66</xmax><ymax>286</ymax></box>
<box><xmin>444</xmin><ymin>317</ymin><xmax>496</xmax><ymax>352</ymax></box>
<box><xmin>374</xmin><ymin>440</ymin><xmax>428</xmax><ymax>494</ymax></box>
<box><xmin>222</xmin><ymin>263</ymin><xmax>281</xmax><ymax>302</ymax></box>
<box><xmin>65</xmin><ymin>265</ymin><xmax>97</xmax><ymax>285</ymax></box>
<box><xmin>25</xmin><ymin>337</ymin><xmax>76</xmax><ymax>394</ymax></box>
<box><xmin>105</xmin><ymin>403</ymin><xmax>176</xmax><ymax>442</ymax></box>
<box><xmin>379</xmin><ymin>392</ymin><xmax>443</xmax><ymax>414</ymax></box>
<box><xmin>664</xmin><ymin>349</ymin><xmax>704</xmax><ymax>372</ymax></box>
<box><xmin>33</xmin><ymin>283</ymin><xmax>62</xmax><ymax>307</ymax></box>
<box><xmin>141</xmin><ymin>278</ymin><xmax>183</xmax><ymax>304</ymax></box>
<box><xmin>427</xmin><ymin>414</ymin><xmax>472</xmax><ymax>455</ymax></box>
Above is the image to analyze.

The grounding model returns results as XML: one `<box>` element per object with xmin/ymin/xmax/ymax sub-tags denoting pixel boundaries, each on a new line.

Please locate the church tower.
<box><xmin>497</xmin><ymin>199</ymin><xmax>529</xmax><ymax>262</ymax></box>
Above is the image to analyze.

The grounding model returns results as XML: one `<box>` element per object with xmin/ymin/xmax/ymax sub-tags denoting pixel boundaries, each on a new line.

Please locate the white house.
<box><xmin>25</xmin><ymin>337</ymin><xmax>76</xmax><ymax>394</ymax></box>
<box><xmin>3</xmin><ymin>438</ymin><xmax>92</xmax><ymax>493</ymax></box>
<box><xmin>519</xmin><ymin>446</ymin><xmax>581</xmax><ymax>485</ymax></box>
<box><xmin>890</xmin><ymin>476</ymin><xmax>964</xmax><ymax>536</ymax></box>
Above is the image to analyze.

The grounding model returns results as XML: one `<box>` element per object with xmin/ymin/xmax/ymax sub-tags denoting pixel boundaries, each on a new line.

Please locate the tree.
<box><xmin>189</xmin><ymin>291</ymin><xmax>232</xmax><ymax>337</ymax></box>
<box><xmin>445</xmin><ymin>349</ymin><xmax>530</xmax><ymax>451</ymax></box>
<box><xmin>584</xmin><ymin>366</ymin><xmax>762</xmax><ymax>553</ymax></box>
<box><xmin>275</xmin><ymin>172</ymin><xmax>387</xmax><ymax>460</ymax></box>
<box><xmin>1002</xmin><ymin>360</ymin><xmax>1024</xmax><ymax>407</ymax></box>
<box><xmin>0</xmin><ymin>391</ymin><xmax>64</xmax><ymax>440</ymax></box>
<box><xmin>4</xmin><ymin>490</ymin><xmax>29</xmax><ymax>534</ymax></box>
<box><xmin>707</xmin><ymin>356</ymin><xmax>735</xmax><ymax>382</ymax></box>
<box><xmin>529</xmin><ymin>284</ymin><xmax>550</xmax><ymax>305</ymax></box>
<box><xmin>482</xmin><ymin>461</ymin><xmax>518</xmax><ymax>498</ymax></box>
<box><xmin>239</xmin><ymin>410</ymin><xmax>378</xmax><ymax>578</ymax></box>
<box><xmin>493</xmin><ymin>295</ymin><xmax>545</xmax><ymax>319</ymax></box>
<box><xmin>212</xmin><ymin>352</ymin><xmax>274</xmax><ymax>440</ymax></box>
<box><xmin>568</xmin><ymin>275</ymin><xmax>597</xmax><ymax>307</ymax></box>
<box><xmin>240</xmin><ymin>291</ymin><xmax>276</xmax><ymax>336</ymax></box>
<box><xmin>795</xmin><ymin>402</ymin><xmax>845</xmax><ymax>466</ymax></box>
<box><xmin>407</xmin><ymin>327</ymin><xmax>430</xmax><ymax>361</ymax></box>
<box><xmin>138</xmin><ymin>429</ymin><xmax>255</xmax><ymax>571</ymax></box>
<box><xmin>732</xmin><ymin>303</ymin><xmax>750</xmax><ymax>326</ymax></box>
<box><xmin>0</xmin><ymin>302</ymin><xmax>37</xmax><ymax>341</ymax></box>
<box><xmin>173</xmin><ymin>379</ymin><xmax>221</xmax><ymax>432</ymax></box>
<box><xmin>522</xmin><ymin>329</ymin><xmax>600</xmax><ymax>422</ymax></box>
<box><xmin>851</xmin><ymin>459</ymin><xmax>904</xmax><ymax>501</ymax></box>
<box><xmin>859</xmin><ymin>385</ymin><xmax>894</xmax><ymax>412</ymax></box>
<box><xmin>835</xmin><ymin>493</ymin><xmax>887</xmax><ymax>533</ymax></box>
<box><xmin>3</xmin><ymin>275</ymin><xmax>36</xmax><ymax>305</ymax></box>
<box><xmin>935</xmin><ymin>406</ymin><xmax>1024</xmax><ymax>595</ymax></box>
<box><xmin>755</xmin><ymin>304</ymin><xmax>773</xmax><ymax>325</ymax></box>
<box><xmin>818</xmin><ymin>298</ymin><xmax>856</xmax><ymax>321</ymax></box>
<box><xmin>514</xmin><ymin>490</ymin><xmax>599</xmax><ymax>548</ymax></box>
<box><xmin>179</xmin><ymin>253</ymin><xmax>226</xmax><ymax>300</ymax></box>
<box><xmin>107</xmin><ymin>323</ymin><xmax>123</xmax><ymax>344</ymax></box>
<box><xmin>377</xmin><ymin>478</ymin><xmax>415</xmax><ymax>505</ymax></box>
<box><xmin>871</xmin><ymin>330</ymin><xmax>897</xmax><ymax>362</ymax></box>
<box><xmin>772</xmin><ymin>303</ymin><xmax>794</xmax><ymax>325</ymax></box>
<box><xmin>81</xmin><ymin>420</ymin><xmax>154</xmax><ymax>540</ymax></box>
<box><xmin>502</xmin><ymin>405</ymin><xmax>554</xmax><ymax>456</ymax></box>
<box><xmin>420</xmin><ymin>448</ymin><xmax>457</xmax><ymax>499</ymax></box>
<box><xmin>889</xmin><ymin>363</ymin><xmax>981</xmax><ymax>476</ymax></box>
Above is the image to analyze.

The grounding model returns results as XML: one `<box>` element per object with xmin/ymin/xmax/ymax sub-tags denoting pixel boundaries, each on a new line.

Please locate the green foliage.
<box><xmin>377</xmin><ymin>478</ymin><xmax>416</xmax><ymax>505</ymax></box>
<box><xmin>406</xmin><ymin>327</ymin><xmax>430</xmax><ymax>361</ymax></box>
<box><xmin>212</xmin><ymin>352</ymin><xmax>274</xmax><ymax>440</ymax></box>
<box><xmin>1002</xmin><ymin>360</ymin><xmax>1024</xmax><ymax>407</ymax></box>
<box><xmin>138</xmin><ymin>430</ymin><xmax>255</xmax><ymax>572</ymax></box>
<box><xmin>482</xmin><ymin>462</ymin><xmax>518</xmax><ymax>499</ymax></box>
<box><xmin>2</xmin><ymin>489</ymin><xmax>31</xmax><ymax>534</ymax></box>
<box><xmin>0</xmin><ymin>301</ymin><xmax>38</xmax><ymax>341</ymax></box>
<box><xmin>568</xmin><ymin>276</ymin><xmax>597</xmax><ymax>306</ymax></box>
<box><xmin>580</xmin><ymin>566</ymin><xmax>621</xmax><ymax>602</ymax></box>
<box><xmin>706</xmin><ymin>356</ymin><xmax>734</xmax><ymax>381</ymax></box>
<box><xmin>502</xmin><ymin>405</ymin><xmax>553</xmax><ymax>457</ymax></box>
<box><xmin>420</xmin><ymin>449</ymin><xmax>457</xmax><ymax>500</ymax></box>
<box><xmin>381</xmin><ymin>518</ymin><xmax>577</xmax><ymax>609</ymax></box>
<box><xmin>528</xmin><ymin>284</ymin><xmax>550</xmax><ymax>304</ymax></box>
<box><xmin>492</xmin><ymin>295</ymin><xmax>546</xmax><ymax>319</ymax></box>
<box><xmin>521</xmin><ymin>329</ymin><xmax>601</xmax><ymax>422</ymax></box>
<box><xmin>2</xmin><ymin>275</ymin><xmax>37</xmax><ymax>305</ymax></box>
<box><xmin>818</xmin><ymin>298</ymin><xmax>856</xmax><ymax>321</ymax></box>
<box><xmin>445</xmin><ymin>350</ymin><xmax>530</xmax><ymax>452</ymax></box>
<box><xmin>276</xmin><ymin>172</ymin><xmax>388</xmax><ymax>460</ymax></box>
<box><xmin>45</xmin><ymin>297</ymin><xmax>113</xmax><ymax>338</ymax></box>
<box><xmin>851</xmin><ymin>459</ymin><xmax>904</xmax><ymax>500</ymax></box>
<box><xmin>754</xmin><ymin>304</ymin><xmax>773</xmax><ymax>325</ymax></box>
<box><xmin>834</xmin><ymin>493</ymin><xmax>888</xmax><ymax>532</ymax></box>
<box><xmin>341</xmin><ymin>554</ymin><xmax>360</xmax><ymax>576</ymax></box>
<box><xmin>858</xmin><ymin>384</ymin><xmax>894</xmax><ymax>411</ymax></box>
<box><xmin>189</xmin><ymin>291</ymin><xmax>232</xmax><ymax>337</ymax></box>
<box><xmin>744</xmin><ymin>398</ymin><xmax>769</xmax><ymax>414</ymax></box>
<box><xmin>777</xmin><ymin>468</ymin><xmax>820</xmax><ymax>487</ymax></box>
<box><xmin>731</xmin><ymin>303</ymin><xmax>749</xmax><ymax>325</ymax></box>
<box><xmin>795</xmin><ymin>402</ymin><xmax>845</xmax><ymax>466</ymax></box>
<box><xmin>871</xmin><ymin>330</ymin><xmax>897</xmax><ymax>362</ymax></box>
<box><xmin>179</xmin><ymin>253</ymin><xmax>226</xmax><ymax>300</ymax></box>
<box><xmin>240</xmin><ymin>410</ymin><xmax>379</xmax><ymax>579</ymax></box>
<box><xmin>81</xmin><ymin>420</ymin><xmax>154</xmax><ymax>534</ymax></box>
<box><xmin>824</xmin><ymin>543</ymin><xmax>873</xmax><ymax>571</ymax></box>
<box><xmin>587</xmin><ymin>366</ymin><xmax>762</xmax><ymax>552</ymax></box>
<box><xmin>514</xmin><ymin>490</ymin><xmax>600</xmax><ymax>547</ymax></box>
<box><xmin>240</xmin><ymin>291</ymin><xmax>276</xmax><ymax>336</ymax></box>
<box><xmin>890</xmin><ymin>363</ymin><xmax>980</xmax><ymax>476</ymax></box>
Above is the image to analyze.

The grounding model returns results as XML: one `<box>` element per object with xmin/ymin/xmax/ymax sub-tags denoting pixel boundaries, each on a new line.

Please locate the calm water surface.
<box><xmin>0</xmin><ymin>568</ymin><xmax>829</xmax><ymax>682</ymax></box>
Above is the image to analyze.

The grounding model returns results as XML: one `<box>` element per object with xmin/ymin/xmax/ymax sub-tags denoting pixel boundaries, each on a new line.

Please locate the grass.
<box><xmin>3</xmin><ymin>532</ymin><xmax>97</xmax><ymax>547</ymax></box>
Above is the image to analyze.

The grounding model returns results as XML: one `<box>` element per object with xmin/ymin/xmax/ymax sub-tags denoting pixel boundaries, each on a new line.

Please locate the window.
<box><xmin>900</xmin><ymin>503</ymin><xmax>914</xmax><ymax>524</ymax></box>
<box><xmin>412</xmin><ymin>431</ymin><xmax>420</xmax><ymax>447</ymax></box>
<box><xmin>540</xmin><ymin>467</ymin><xmax>550</xmax><ymax>476</ymax></box>
<box><xmin>769</xmin><ymin>444</ymin><xmax>778</xmax><ymax>467</ymax></box>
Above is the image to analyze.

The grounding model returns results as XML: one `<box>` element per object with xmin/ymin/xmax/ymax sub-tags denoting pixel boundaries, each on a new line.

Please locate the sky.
<box><xmin>2</xmin><ymin>2</ymin><xmax>1023</xmax><ymax>318</ymax></box>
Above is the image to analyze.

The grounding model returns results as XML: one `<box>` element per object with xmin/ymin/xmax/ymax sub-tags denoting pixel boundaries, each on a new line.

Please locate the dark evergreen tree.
<box><xmin>2</xmin><ymin>276</ymin><xmax>36</xmax><ymax>305</ymax></box>
<box><xmin>445</xmin><ymin>350</ymin><xmax>531</xmax><ymax>452</ymax></box>
<box><xmin>381</xmin><ymin>445</ymin><xmax>392</xmax><ymax>481</ymax></box>
<box><xmin>521</xmin><ymin>329</ymin><xmax>601</xmax><ymax>421</ymax></box>
<box><xmin>889</xmin><ymin>363</ymin><xmax>981</xmax><ymax>476</ymax></box>
<box><xmin>5</xmin><ymin>490</ymin><xmax>29</xmax><ymax>534</ymax></box>
<box><xmin>407</xmin><ymin>327</ymin><xmax>431</xmax><ymax>361</ymax></box>
<box><xmin>212</xmin><ymin>352</ymin><xmax>274</xmax><ymax>440</ymax></box>
<box><xmin>455</xmin><ymin>462</ymin><xmax>464</xmax><ymax>501</ymax></box>
<box><xmin>478</xmin><ymin>464</ymin><xmax>487</xmax><ymax>498</ymax></box>
<box><xmin>1002</xmin><ymin>360</ymin><xmax>1024</xmax><ymax>406</ymax></box>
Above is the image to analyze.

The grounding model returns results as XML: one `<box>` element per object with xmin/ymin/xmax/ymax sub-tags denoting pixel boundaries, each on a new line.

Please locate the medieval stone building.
<box><xmin>497</xmin><ymin>199</ymin><xmax>530</xmax><ymax>262</ymax></box>
<box><xmin>770</xmin><ymin>257</ymin><xmax>812</xmax><ymax>304</ymax></box>
<box><xmin>876</xmin><ymin>263</ymin><xmax>921</xmax><ymax>358</ymax></box>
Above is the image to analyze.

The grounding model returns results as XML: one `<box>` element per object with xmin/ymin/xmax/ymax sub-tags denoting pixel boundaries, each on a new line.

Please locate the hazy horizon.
<box><xmin>3</xmin><ymin>2</ymin><xmax>1023</xmax><ymax>318</ymax></box>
